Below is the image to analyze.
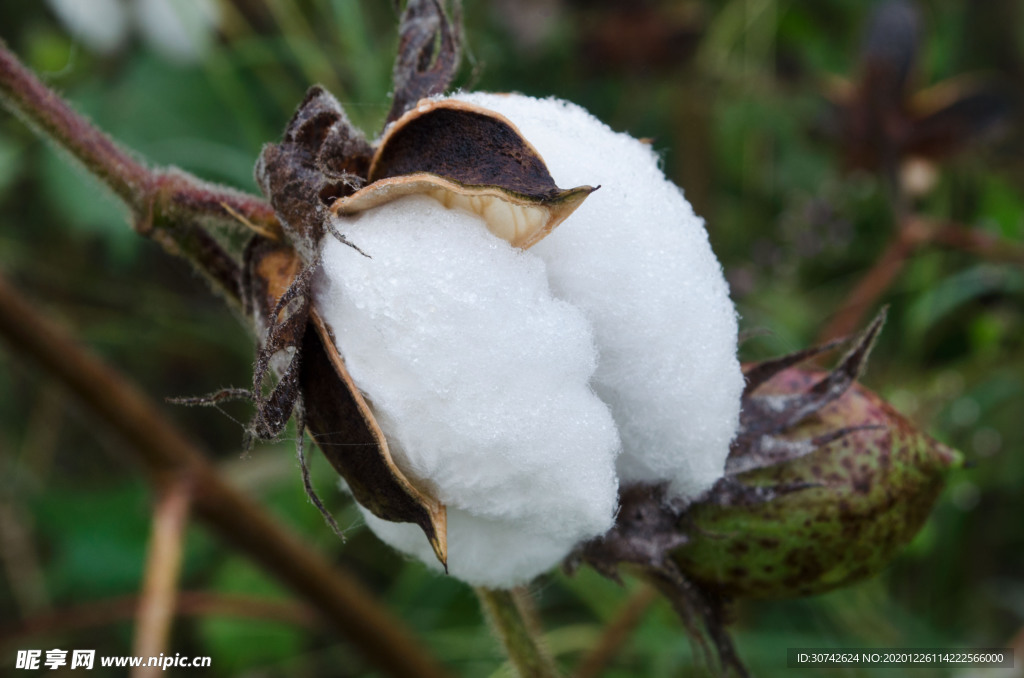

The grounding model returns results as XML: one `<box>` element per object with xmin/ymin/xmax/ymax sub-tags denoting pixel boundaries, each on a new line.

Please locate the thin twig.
<box><xmin>477</xmin><ymin>587</ymin><xmax>561</xmax><ymax>678</ymax></box>
<box><xmin>646</xmin><ymin>570</ymin><xmax>749</xmax><ymax>678</ymax></box>
<box><xmin>819</xmin><ymin>212</ymin><xmax>1024</xmax><ymax>343</ymax></box>
<box><xmin>928</xmin><ymin>218</ymin><xmax>1024</xmax><ymax>265</ymax></box>
<box><xmin>818</xmin><ymin>218</ymin><xmax>931</xmax><ymax>342</ymax></box>
<box><xmin>131</xmin><ymin>479</ymin><xmax>193</xmax><ymax>678</ymax></box>
<box><xmin>0</xmin><ymin>272</ymin><xmax>450</xmax><ymax>678</ymax></box>
<box><xmin>573</xmin><ymin>585</ymin><xmax>658</xmax><ymax>678</ymax></box>
<box><xmin>0</xmin><ymin>592</ymin><xmax>321</xmax><ymax>646</ymax></box>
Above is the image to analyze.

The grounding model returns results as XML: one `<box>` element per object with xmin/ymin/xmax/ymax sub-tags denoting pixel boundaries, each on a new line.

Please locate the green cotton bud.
<box><xmin>672</xmin><ymin>316</ymin><xmax>962</xmax><ymax>599</ymax></box>
<box><xmin>567</xmin><ymin>312</ymin><xmax>960</xmax><ymax>674</ymax></box>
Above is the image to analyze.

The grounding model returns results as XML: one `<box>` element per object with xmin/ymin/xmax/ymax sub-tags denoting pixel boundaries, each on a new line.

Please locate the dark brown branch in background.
<box><xmin>818</xmin><ymin>220</ymin><xmax>927</xmax><ymax>342</ymax></box>
<box><xmin>0</xmin><ymin>592</ymin><xmax>320</xmax><ymax>647</ymax></box>
<box><xmin>929</xmin><ymin>218</ymin><xmax>1024</xmax><ymax>264</ymax></box>
<box><xmin>0</xmin><ymin>272</ymin><xmax>451</xmax><ymax>678</ymax></box>
<box><xmin>0</xmin><ymin>41</ymin><xmax>281</xmax><ymax>309</ymax></box>
<box><xmin>818</xmin><ymin>214</ymin><xmax>1024</xmax><ymax>343</ymax></box>
<box><xmin>132</xmin><ymin>480</ymin><xmax>192</xmax><ymax>678</ymax></box>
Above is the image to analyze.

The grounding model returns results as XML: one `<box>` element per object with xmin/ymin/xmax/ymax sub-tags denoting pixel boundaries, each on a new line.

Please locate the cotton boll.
<box><xmin>315</xmin><ymin>195</ymin><xmax>620</xmax><ymax>586</ymax></box>
<box><xmin>359</xmin><ymin>506</ymin><xmax>582</xmax><ymax>589</ymax></box>
<box><xmin>454</xmin><ymin>92</ymin><xmax>743</xmax><ymax>501</ymax></box>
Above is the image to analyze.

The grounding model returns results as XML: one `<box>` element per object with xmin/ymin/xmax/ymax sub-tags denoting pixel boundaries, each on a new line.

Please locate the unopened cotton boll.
<box><xmin>315</xmin><ymin>195</ymin><xmax>621</xmax><ymax>587</ymax></box>
<box><xmin>453</xmin><ymin>92</ymin><xmax>744</xmax><ymax>501</ymax></box>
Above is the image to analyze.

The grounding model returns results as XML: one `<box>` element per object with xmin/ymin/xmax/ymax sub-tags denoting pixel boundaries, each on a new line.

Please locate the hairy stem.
<box><xmin>0</xmin><ymin>272</ymin><xmax>450</xmax><ymax>678</ymax></box>
<box><xmin>477</xmin><ymin>588</ymin><xmax>560</xmax><ymax>678</ymax></box>
<box><xmin>0</xmin><ymin>41</ymin><xmax>282</xmax><ymax>309</ymax></box>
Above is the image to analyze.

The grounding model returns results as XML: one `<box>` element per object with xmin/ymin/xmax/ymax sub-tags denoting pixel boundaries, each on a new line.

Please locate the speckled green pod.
<box><xmin>672</xmin><ymin>367</ymin><xmax>961</xmax><ymax>599</ymax></box>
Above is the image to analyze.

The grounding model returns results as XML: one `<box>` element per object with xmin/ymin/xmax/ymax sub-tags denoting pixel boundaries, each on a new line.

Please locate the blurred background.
<box><xmin>0</xmin><ymin>0</ymin><xmax>1021</xmax><ymax>675</ymax></box>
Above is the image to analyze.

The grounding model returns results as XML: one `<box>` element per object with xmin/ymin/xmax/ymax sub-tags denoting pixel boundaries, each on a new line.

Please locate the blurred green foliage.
<box><xmin>0</xmin><ymin>1</ymin><xmax>1022</xmax><ymax>676</ymax></box>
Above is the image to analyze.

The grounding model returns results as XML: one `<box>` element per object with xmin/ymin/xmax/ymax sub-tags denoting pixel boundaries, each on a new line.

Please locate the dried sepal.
<box><xmin>735</xmin><ymin>308</ymin><xmax>886</xmax><ymax>445</ymax></box>
<box><xmin>332</xmin><ymin>99</ymin><xmax>595</xmax><ymax>248</ymax></box>
<box><xmin>246</xmin><ymin>239</ymin><xmax>448</xmax><ymax>567</ymax></box>
<box><xmin>256</xmin><ymin>86</ymin><xmax>373</xmax><ymax>261</ymax></box>
<box><xmin>386</xmin><ymin>0</ymin><xmax>462</xmax><ymax>126</ymax></box>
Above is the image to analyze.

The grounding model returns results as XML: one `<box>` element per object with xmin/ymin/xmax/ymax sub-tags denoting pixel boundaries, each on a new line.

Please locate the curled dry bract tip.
<box><xmin>332</xmin><ymin>99</ymin><xmax>595</xmax><ymax>249</ymax></box>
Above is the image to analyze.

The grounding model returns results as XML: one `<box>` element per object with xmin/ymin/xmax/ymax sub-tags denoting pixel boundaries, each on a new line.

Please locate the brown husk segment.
<box><xmin>672</xmin><ymin>367</ymin><xmax>960</xmax><ymax>599</ymax></box>
<box><xmin>331</xmin><ymin>99</ymin><xmax>595</xmax><ymax>248</ymax></box>
<box><xmin>332</xmin><ymin>174</ymin><xmax>593</xmax><ymax>249</ymax></box>
<box><xmin>371</xmin><ymin>100</ymin><xmax>569</xmax><ymax>197</ymax></box>
<box><xmin>245</xmin><ymin>239</ymin><xmax>447</xmax><ymax>566</ymax></box>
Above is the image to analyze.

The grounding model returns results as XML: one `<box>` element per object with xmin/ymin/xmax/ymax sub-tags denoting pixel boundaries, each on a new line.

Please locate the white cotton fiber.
<box><xmin>358</xmin><ymin>506</ymin><xmax>584</xmax><ymax>589</ymax></box>
<box><xmin>453</xmin><ymin>92</ymin><xmax>744</xmax><ymax>501</ymax></box>
<box><xmin>315</xmin><ymin>195</ymin><xmax>620</xmax><ymax>587</ymax></box>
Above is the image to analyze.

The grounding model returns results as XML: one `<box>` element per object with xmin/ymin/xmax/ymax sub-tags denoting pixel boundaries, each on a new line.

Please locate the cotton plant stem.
<box><xmin>818</xmin><ymin>217</ymin><xmax>932</xmax><ymax>343</ymax></box>
<box><xmin>818</xmin><ymin>211</ymin><xmax>1024</xmax><ymax>344</ymax></box>
<box><xmin>0</xmin><ymin>273</ymin><xmax>451</xmax><ymax>678</ymax></box>
<box><xmin>0</xmin><ymin>592</ymin><xmax>320</xmax><ymax>646</ymax></box>
<box><xmin>0</xmin><ymin>41</ymin><xmax>281</xmax><ymax>309</ymax></box>
<box><xmin>573</xmin><ymin>585</ymin><xmax>658</xmax><ymax>678</ymax></box>
<box><xmin>928</xmin><ymin>218</ymin><xmax>1024</xmax><ymax>265</ymax></box>
<box><xmin>644</xmin><ymin>571</ymin><xmax>749</xmax><ymax>678</ymax></box>
<box><xmin>477</xmin><ymin>588</ymin><xmax>561</xmax><ymax>678</ymax></box>
<box><xmin>131</xmin><ymin>480</ymin><xmax>192</xmax><ymax>678</ymax></box>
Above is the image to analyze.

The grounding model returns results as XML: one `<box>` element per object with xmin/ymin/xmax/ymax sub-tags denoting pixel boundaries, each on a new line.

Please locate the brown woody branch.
<box><xmin>818</xmin><ymin>214</ymin><xmax>1024</xmax><ymax>343</ymax></box>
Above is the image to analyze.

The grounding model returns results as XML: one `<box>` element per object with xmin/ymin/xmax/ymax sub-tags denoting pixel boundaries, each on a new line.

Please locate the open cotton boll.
<box><xmin>359</xmin><ymin>505</ymin><xmax>586</xmax><ymax>589</ymax></box>
<box><xmin>315</xmin><ymin>195</ymin><xmax>620</xmax><ymax>587</ymax></box>
<box><xmin>453</xmin><ymin>92</ymin><xmax>743</xmax><ymax>501</ymax></box>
